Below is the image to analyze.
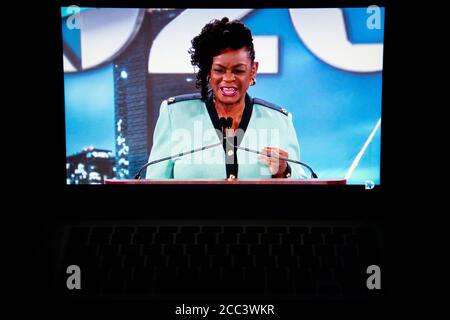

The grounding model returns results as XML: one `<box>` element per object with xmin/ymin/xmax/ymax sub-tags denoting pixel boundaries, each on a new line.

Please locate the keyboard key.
<box><xmin>224</xmin><ymin>226</ymin><xmax>243</xmax><ymax>233</ymax></box>
<box><xmin>337</xmin><ymin>245</ymin><xmax>357</xmax><ymax>257</ymax></box>
<box><xmin>167</xmin><ymin>255</ymin><xmax>189</xmax><ymax>268</ymax></box>
<box><xmin>311</xmin><ymin>227</ymin><xmax>331</xmax><ymax>234</ymax></box>
<box><xmin>239</xmin><ymin>233</ymin><xmax>259</xmax><ymax>244</ymax></box>
<box><xmin>218</xmin><ymin>233</ymin><xmax>238</xmax><ymax>244</ymax></box>
<box><xmin>283</xmin><ymin>233</ymin><xmax>301</xmax><ymax>244</ymax></box>
<box><xmin>223</xmin><ymin>268</ymin><xmax>244</xmax><ymax>282</ymax></box>
<box><xmin>120</xmin><ymin>244</ymin><xmax>140</xmax><ymax>256</ymax></box>
<box><xmin>261</xmin><ymin>234</ymin><xmax>280</xmax><ymax>244</ymax></box>
<box><xmin>333</xmin><ymin>227</ymin><xmax>352</xmax><ymax>235</ymax></box>
<box><xmin>233</xmin><ymin>255</ymin><xmax>253</xmax><ymax>267</ymax></box>
<box><xmin>250</xmin><ymin>245</ymin><xmax>270</xmax><ymax>256</ymax></box>
<box><xmin>244</xmin><ymin>268</ymin><xmax>265</xmax><ymax>292</ymax></box>
<box><xmin>246</xmin><ymin>226</ymin><xmax>265</xmax><ymax>233</ymax></box>
<box><xmin>321</xmin><ymin>255</ymin><xmax>341</xmax><ymax>268</ymax></box>
<box><xmin>197</xmin><ymin>233</ymin><xmax>217</xmax><ymax>244</ymax></box>
<box><xmin>99</xmin><ymin>244</ymin><xmax>119</xmax><ymax>257</ymax></box>
<box><xmin>198</xmin><ymin>267</ymin><xmax>221</xmax><ymax>284</ymax></box>
<box><xmin>267</xmin><ymin>268</ymin><xmax>292</xmax><ymax>293</ymax></box>
<box><xmin>175</xmin><ymin>233</ymin><xmax>195</xmax><ymax>244</ymax></box>
<box><xmin>154</xmin><ymin>233</ymin><xmax>173</xmax><ymax>244</ymax></box>
<box><xmin>324</xmin><ymin>234</ymin><xmax>345</xmax><ymax>245</ymax></box>
<box><xmin>271</xmin><ymin>244</ymin><xmax>291</xmax><ymax>256</ymax></box>
<box><xmin>102</xmin><ymin>255</ymin><xmax>123</xmax><ymax>269</ymax></box>
<box><xmin>142</xmin><ymin>244</ymin><xmax>162</xmax><ymax>255</ymax></box>
<box><xmin>190</xmin><ymin>255</ymin><xmax>210</xmax><ymax>267</ymax></box>
<box><xmin>164</xmin><ymin>244</ymin><xmax>183</xmax><ymax>255</ymax></box>
<box><xmin>124</xmin><ymin>255</ymin><xmax>145</xmax><ymax>268</ymax></box>
<box><xmin>211</xmin><ymin>255</ymin><xmax>232</xmax><ymax>267</ymax></box>
<box><xmin>155</xmin><ymin>267</ymin><xmax>178</xmax><ymax>292</ymax></box>
<box><xmin>304</xmin><ymin>233</ymin><xmax>323</xmax><ymax>245</ymax></box>
<box><xmin>294</xmin><ymin>281</ymin><xmax>315</xmax><ymax>294</ymax></box>
<box><xmin>180</xmin><ymin>226</ymin><xmax>200</xmax><ymax>233</ymax></box>
<box><xmin>207</xmin><ymin>244</ymin><xmax>227</xmax><ymax>255</ymax></box>
<box><xmin>315</xmin><ymin>245</ymin><xmax>335</xmax><ymax>257</ymax></box>
<box><xmin>92</xmin><ymin>227</ymin><xmax>113</xmax><ymax>234</ymax></box>
<box><xmin>293</xmin><ymin>245</ymin><xmax>313</xmax><ymax>257</ymax></box>
<box><xmin>111</xmin><ymin>233</ymin><xmax>132</xmax><ymax>245</ymax></box>
<box><xmin>267</xmin><ymin>226</ymin><xmax>286</xmax><ymax>233</ymax></box>
<box><xmin>202</xmin><ymin>226</ymin><xmax>221</xmax><ymax>233</ymax></box>
<box><xmin>137</xmin><ymin>226</ymin><xmax>156</xmax><ymax>233</ymax></box>
<box><xmin>312</xmin><ymin>268</ymin><xmax>333</xmax><ymax>281</ymax></box>
<box><xmin>186</xmin><ymin>244</ymin><xmax>205</xmax><ymax>256</ymax></box>
<box><xmin>133</xmin><ymin>266</ymin><xmax>154</xmax><ymax>282</ymax></box>
<box><xmin>146</xmin><ymin>255</ymin><xmax>167</xmax><ymax>267</ymax></box>
<box><xmin>159</xmin><ymin>226</ymin><xmax>178</xmax><ymax>233</ymax></box>
<box><xmin>133</xmin><ymin>232</ymin><xmax>153</xmax><ymax>244</ymax></box>
<box><xmin>178</xmin><ymin>268</ymin><xmax>198</xmax><ymax>285</ymax></box>
<box><xmin>115</xmin><ymin>226</ymin><xmax>134</xmax><ymax>234</ymax></box>
<box><xmin>255</xmin><ymin>256</ymin><xmax>276</xmax><ymax>267</ymax></box>
<box><xmin>290</xmin><ymin>227</ymin><xmax>309</xmax><ymax>234</ymax></box>
<box><xmin>229</xmin><ymin>244</ymin><xmax>248</xmax><ymax>255</ymax></box>
<box><xmin>298</xmin><ymin>256</ymin><xmax>319</xmax><ymax>268</ymax></box>
<box><xmin>277</xmin><ymin>255</ymin><xmax>298</xmax><ymax>268</ymax></box>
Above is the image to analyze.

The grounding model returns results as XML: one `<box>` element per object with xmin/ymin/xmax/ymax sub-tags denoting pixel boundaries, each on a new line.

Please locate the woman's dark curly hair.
<box><xmin>189</xmin><ymin>17</ymin><xmax>255</xmax><ymax>101</ymax></box>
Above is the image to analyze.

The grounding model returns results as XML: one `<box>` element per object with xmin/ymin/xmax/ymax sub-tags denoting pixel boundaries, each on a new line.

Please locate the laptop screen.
<box><xmin>61</xmin><ymin>6</ymin><xmax>385</xmax><ymax>187</ymax></box>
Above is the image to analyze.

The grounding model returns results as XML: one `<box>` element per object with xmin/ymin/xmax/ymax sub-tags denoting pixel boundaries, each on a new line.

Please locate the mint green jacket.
<box><xmin>145</xmin><ymin>92</ymin><xmax>307</xmax><ymax>179</ymax></box>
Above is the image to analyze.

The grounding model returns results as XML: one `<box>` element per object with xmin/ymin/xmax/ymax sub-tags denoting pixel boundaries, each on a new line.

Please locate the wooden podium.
<box><xmin>104</xmin><ymin>179</ymin><xmax>346</xmax><ymax>185</ymax></box>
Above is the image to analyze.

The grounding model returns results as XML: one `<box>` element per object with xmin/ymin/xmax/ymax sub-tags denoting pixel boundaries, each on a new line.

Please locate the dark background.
<box><xmin>9</xmin><ymin>0</ymin><xmax>427</xmax><ymax>318</ymax></box>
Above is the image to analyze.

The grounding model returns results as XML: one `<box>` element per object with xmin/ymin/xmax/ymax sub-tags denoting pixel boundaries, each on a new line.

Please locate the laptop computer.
<box><xmin>30</xmin><ymin>0</ymin><xmax>396</xmax><ymax>314</ymax></box>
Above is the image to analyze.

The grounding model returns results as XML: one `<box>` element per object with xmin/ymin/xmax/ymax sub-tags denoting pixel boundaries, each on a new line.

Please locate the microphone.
<box><xmin>134</xmin><ymin>141</ymin><xmax>222</xmax><ymax>179</ymax></box>
<box><xmin>135</xmin><ymin>118</ymin><xmax>233</xmax><ymax>180</ymax></box>
<box><xmin>219</xmin><ymin>117</ymin><xmax>233</xmax><ymax>137</ymax></box>
<box><xmin>217</xmin><ymin>116</ymin><xmax>317</xmax><ymax>178</ymax></box>
<box><xmin>219</xmin><ymin>116</ymin><xmax>233</xmax><ymax>153</ymax></box>
<box><xmin>135</xmin><ymin>114</ymin><xmax>318</xmax><ymax>179</ymax></box>
<box><xmin>219</xmin><ymin>117</ymin><xmax>238</xmax><ymax>180</ymax></box>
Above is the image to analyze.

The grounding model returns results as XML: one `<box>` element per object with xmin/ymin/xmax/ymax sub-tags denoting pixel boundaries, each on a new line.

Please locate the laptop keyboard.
<box><xmin>60</xmin><ymin>224</ymin><xmax>381</xmax><ymax>297</ymax></box>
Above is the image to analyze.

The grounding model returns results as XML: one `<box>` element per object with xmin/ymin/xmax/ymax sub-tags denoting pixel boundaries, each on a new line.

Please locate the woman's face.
<box><xmin>209</xmin><ymin>47</ymin><xmax>258</xmax><ymax>107</ymax></box>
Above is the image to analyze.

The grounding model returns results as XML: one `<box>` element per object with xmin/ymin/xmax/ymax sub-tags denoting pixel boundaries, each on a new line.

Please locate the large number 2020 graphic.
<box><xmin>63</xmin><ymin>8</ymin><xmax>383</xmax><ymax>74</ymax></box>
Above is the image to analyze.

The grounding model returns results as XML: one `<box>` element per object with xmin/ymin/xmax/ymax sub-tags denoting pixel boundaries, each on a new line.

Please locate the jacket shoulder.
<box><xmin>253</xmin><ymin>97</ymin><xmax>289</xmax><ymax>116</ymax></box>
<box><xmin>166</xmin><ymin>92</ymin><xmax>202</xmax><ymax>105</ymax></box>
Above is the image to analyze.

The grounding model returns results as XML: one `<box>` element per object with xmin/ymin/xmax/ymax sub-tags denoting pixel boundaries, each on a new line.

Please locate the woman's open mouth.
<box><xmin>219</xmin><ymin>87</ymin><xmax>238</xmax><ymax>97</ymax></box>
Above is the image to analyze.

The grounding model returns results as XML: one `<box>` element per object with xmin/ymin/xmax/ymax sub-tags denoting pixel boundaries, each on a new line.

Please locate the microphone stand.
<box><xmin>135</xmin><ymin>115</ymin><xmax>318</xmax><ymax>179</ymax></box>
<box><xmin>134</xmin><ymin>142</ymin><xmax>222</xmax><ymax>179</ymax></box>
<box><xmin>234</xmin><ymin>145</ymin><xmax>318</xmax><ymax>178</ymax></box>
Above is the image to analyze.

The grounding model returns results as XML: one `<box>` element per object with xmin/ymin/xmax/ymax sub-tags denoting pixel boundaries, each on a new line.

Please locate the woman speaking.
<box><xmin>145</xmin><ymin>17</ymin><xmax>307</xmax><ymax>180</ymax></box>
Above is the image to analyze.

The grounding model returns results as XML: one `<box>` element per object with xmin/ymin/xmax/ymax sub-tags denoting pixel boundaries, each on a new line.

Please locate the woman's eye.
<box><xmin>213</xmin><ymin>69</ymin><xmax>224</xmax><ymax>73</ymax></box>
<box><xmin>235</xmin><ymin>70</ymin><xmax>245</xmax><ymax>74</ymax></box>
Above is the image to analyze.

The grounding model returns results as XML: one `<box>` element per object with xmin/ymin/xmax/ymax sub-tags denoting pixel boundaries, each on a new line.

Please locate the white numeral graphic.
<box><xmin>148</xmin><ymin>9</ymin><xmax>279</xmax><ymax>74</ymax></box>
<box><xmin>289</xmin><ymin>8</ymin><xmax>383</xmax><ymax>72</ymax></box>
<box><xmin>63</xmin><ymin>8</ymin><xmax>144</xmax><ymax>72</ymax></box>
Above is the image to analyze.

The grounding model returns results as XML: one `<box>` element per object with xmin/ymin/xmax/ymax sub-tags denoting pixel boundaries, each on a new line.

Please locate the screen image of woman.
<box><xmin>145</xmin><ymin>17</ymin><xmax>307</xmax><ymax>180</ymax></box>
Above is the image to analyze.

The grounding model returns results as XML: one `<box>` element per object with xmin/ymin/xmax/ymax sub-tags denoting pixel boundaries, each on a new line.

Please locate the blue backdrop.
<box><xmin>63</xmin><ymin>8</ymin><xmax>384</xmax><ymax>184</ymax></box>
